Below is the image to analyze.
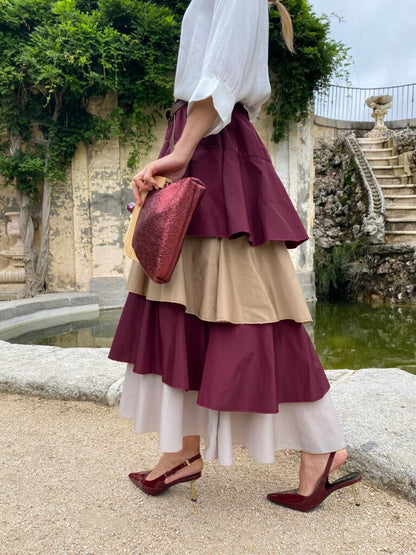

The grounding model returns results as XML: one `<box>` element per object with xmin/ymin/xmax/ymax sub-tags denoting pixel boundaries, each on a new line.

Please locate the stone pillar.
<box><xmin>71</xmin><ymin>143</ymin><xmax>92</xmax><ymax>290</ymax></box>
<box><xmin>256</xmin><ymin>109</ymin><xmax>316</xmax><ymax>300</ymax></box>
<box><xmin>86</xmin><ymin>93</ymin><xmax>126</xmax><ymax>306</ymax></box>
<box><xmin>47</xmin><ymin>178</ymin><xmax>76</xmax><ymax>291</ymax></box>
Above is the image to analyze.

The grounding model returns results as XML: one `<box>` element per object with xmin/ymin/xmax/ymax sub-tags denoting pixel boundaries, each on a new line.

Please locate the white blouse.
<box><xmin>174</xmin><ymin>0</ymin><xmax>271</xmax><ymax>135</ymax></box>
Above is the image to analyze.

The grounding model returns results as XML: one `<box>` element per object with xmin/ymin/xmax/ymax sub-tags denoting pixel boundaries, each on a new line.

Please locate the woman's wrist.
<box><xmin>171</xmin><ymin>142</ymin><xmax>195</xmax><ymax>166</ymax></box>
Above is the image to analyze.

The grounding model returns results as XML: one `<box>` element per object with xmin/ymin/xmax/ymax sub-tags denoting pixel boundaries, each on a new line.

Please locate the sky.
<box><xmin>307</xmin><ymin>0</ymin><xmax>416</xmax><ymax>88</ymax></box>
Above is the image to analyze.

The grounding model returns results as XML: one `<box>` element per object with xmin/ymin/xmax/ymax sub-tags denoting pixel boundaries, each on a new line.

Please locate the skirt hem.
<box><xmin>119</xmin><ymin>370</ymin><xmax>345</xmax><ymax>465</ymax></box>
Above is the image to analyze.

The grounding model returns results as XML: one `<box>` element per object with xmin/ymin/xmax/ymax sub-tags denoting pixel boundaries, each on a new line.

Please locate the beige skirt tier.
<box><xmin>127</xmin><ymin>236</ymin><xmax>311</xmax><ymax>324</ymax></box>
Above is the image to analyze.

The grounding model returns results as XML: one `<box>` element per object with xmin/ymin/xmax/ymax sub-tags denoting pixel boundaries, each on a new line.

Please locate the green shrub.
<box><xmin>315</xmin><ymin>241</ymin><xmax>368</xmax><ymax>301</ymax></box>
<box><xmin>268</xmin><ymin>0</ymin><xmax>351</xmax><ymax>141</ymax></box>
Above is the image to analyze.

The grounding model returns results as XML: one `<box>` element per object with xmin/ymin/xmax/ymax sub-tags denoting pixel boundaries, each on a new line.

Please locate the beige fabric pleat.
<box><xmin>126</xmin><ymin>236</ymin><xmax>311</xmax><ymax>324</ymax></box>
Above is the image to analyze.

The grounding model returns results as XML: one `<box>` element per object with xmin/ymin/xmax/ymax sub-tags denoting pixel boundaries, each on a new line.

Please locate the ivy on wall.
<box><xmin>0</xmin><ymin>0</ymin><xmax>180</xmax><ymax>295</ymax></box>
<box><xmin>0</xmin><ymin>0</ymin><xmax>350</xmax><ymax>193</ymax></box>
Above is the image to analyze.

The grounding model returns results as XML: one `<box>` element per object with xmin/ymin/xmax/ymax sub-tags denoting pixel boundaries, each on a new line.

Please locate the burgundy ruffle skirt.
<box><xmin>161</xmin><ymin>104</ymin><xmax>309</xmax><ymax>248</ymax></box>
<box><xmin>109</xmin><ymin>104</ymin><xmax>344</xmax><ymax>462</ymax></box>
<box><xmin>109</xmin><ymin>294</ymin><xmax>329</xmax><ymax>414</ymax></box>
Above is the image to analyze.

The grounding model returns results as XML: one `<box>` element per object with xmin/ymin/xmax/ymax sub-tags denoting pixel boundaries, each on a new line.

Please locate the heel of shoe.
<box><xmin>190</xmin><ymin>480</ymin><xmax>197</xmax><ymax>502</ymax></box>
<box><xmin>351</xmin><ymin>483</ymin><xmax>360</xmax><ymax>506</ymax></box>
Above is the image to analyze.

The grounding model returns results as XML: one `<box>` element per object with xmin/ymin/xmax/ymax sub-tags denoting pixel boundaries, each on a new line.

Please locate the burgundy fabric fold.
<box><xmin>109</xmin><ymin>294</ymin><xmax>329</xmax><ymax>414</ymax></box>
<box><xmin>159</xmin><ymin>104</ymin><xmax>309</xmax><ymax>249</ymax></box>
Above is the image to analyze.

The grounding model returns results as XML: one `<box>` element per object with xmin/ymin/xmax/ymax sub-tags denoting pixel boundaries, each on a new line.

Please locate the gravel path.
<box><xmin>1</xmin><ymin>392</ymin><xmax>415</xmax><ymax>555</ymax></box>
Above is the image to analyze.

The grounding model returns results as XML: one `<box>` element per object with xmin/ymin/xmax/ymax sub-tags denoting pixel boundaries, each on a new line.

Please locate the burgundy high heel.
<box><xmin>267</xmin><ymin>451</ymin><xmax>362</xmax><ymax>512</ymax></box>
<box><xmin>129</xmin><ymin>453</ymin><xmax>202</xmax><ymax>501</ymax></box>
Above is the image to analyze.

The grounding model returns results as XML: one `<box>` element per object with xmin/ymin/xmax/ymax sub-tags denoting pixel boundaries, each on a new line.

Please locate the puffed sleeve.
<box><xmin>187</xmin><ymin>0</ymin><xmax>269</xmax><ymax>134</ymax></box>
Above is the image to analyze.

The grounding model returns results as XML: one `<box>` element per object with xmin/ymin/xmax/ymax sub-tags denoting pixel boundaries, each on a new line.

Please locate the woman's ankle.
<box><xmin>181</xmin><ymin>435</ymin><xmax>201</xmax><ymax>457</ymax></box>
<box><xmin>300</xmin><ymin>449</ymin><xmax>348</xmax><ymax>470</ymax></box>
<box><xmin>163</xmin><ymin>440</ymin><xmax>203</xmax><ymax>484</ymax></box>
<box><xmin>297</xmin><ymin>449</ymin><xmax>348</xmax><ymax>496</ymax></box>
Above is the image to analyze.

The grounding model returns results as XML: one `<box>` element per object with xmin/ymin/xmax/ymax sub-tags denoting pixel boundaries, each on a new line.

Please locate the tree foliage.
<box><xmin>267</xmin><ymin>0</ymin><xmax>351</xmax><ymax>141</ymax></box>
<box><xmin>0</xmin><ymin>0</ymin><xmax>181</xmax><ymax>295</ymax></box>
<box><xmin>0</xmin><ymin>0</ymin><xmax>179</xmax><ymax>193</ymax></box>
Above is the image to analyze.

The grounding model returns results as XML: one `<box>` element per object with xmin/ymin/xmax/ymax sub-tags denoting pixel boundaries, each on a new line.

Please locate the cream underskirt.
<box><xmin>127</xmin><ymin>236</ymin><xmax>311</xmax><ymax>324</ymax></box>
<box><xmin>120</xmin><ymin>366</ymin><xmax>345</xmax><ymax>464</ymax></box>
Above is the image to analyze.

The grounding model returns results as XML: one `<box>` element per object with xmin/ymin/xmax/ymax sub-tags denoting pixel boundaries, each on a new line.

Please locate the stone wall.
<box><xmin>0</xmin><ymin>99</ymin><xmax>317</xmax><ymax>304</ymax></box>
<box><xmin>314</xmin><ymin>115</ymin><xmax>416</xmax><ymax>144</ymax></box>
<box><xmin>392</xmin><ymin>128</ymin><xmax>416</xmax><ymax>182</ymax></box>
<box><xmin>313</xmin><ymin>132</ymin><xmax>416</xmax><ymax>305</ymax></box>
<box><xmin>314</xmin><ymin>138</ymin><xmax>366</xmax><ymax>249</ymax></box>
<box><xmin>357</xmin><ymin>244</ymin><xmax>416</xmax><ymax>304</ymax></box>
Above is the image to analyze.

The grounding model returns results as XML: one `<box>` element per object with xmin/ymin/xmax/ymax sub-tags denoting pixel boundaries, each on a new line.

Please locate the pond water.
<box><xmin>8</xmin><ymin>302</ymin><xmax>416</xmax><ymax>375</ymax></box>
<box><xmin>314</xmin><ymin>302</ymin><xmax>415</xmax><ymax>374</ymax></box>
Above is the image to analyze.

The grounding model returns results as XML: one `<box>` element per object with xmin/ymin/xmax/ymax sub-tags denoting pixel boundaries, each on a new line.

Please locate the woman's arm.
<box><xmin>132</xmin><ymin>97</ymin><xmax>217</xmax><ymax>204</ymax></box>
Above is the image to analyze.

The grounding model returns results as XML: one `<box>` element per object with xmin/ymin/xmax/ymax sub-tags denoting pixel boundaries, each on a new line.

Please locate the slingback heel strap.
<box><xmin>322</xmin><ymin>451</ymin><xmax>336</xmax><ymax>483</ymax></box>
<box><xmin>163</xmin><ymin>453</ymin><xmax>202</xmax><ymax>478</ymax></box>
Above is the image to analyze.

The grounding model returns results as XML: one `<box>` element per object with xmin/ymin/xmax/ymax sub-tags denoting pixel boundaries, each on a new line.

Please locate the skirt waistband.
<box><xmin>166</xmin><ymin>100</ymin><xmax>248</xmax><ymax>122</ymax></box>
<box><xmin>166</xmin><ymin>100</ymin><xmax>187</xmax><ymax>121</ymax></box>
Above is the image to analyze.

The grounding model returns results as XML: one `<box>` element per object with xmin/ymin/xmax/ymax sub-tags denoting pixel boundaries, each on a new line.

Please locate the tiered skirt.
<box><xmin>109</xmin><ymin>104</ymin><xmax>345</xmax><ymax>464</ymax></box>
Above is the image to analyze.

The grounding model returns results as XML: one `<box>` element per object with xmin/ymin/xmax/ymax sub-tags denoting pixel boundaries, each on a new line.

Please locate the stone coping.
<box><xmin>0</xmin><ymin>292</ymin><xmax>100</xmax><ymax>341</ymax></box>
<box><xmin>314</xmin><ymin>115</ymin><xmax>416</xmax><ymax>131</ymax></box>
<box><xmin>0</xmin><ymin>336</ymin><xmax>414</xmax><ymax>505</ymax></box>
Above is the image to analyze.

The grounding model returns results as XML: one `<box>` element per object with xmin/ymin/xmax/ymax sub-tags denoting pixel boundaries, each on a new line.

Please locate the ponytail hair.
<box><xmin>271</xmin><ymin>1</ymin><xmax>294</xmax><ymax>52</ymax></box>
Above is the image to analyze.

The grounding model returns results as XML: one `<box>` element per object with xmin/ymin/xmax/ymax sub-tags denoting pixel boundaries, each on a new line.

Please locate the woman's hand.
<box><xmin>131</xmin><ymin>151</ymin><xmax>189</xmax><ymax>205</ymax></box>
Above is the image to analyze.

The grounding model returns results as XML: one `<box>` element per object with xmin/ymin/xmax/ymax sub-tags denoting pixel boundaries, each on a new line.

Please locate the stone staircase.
<box><xmin>357</xmin><ymin>137</ymin><xmax>416</xmax><ymax>244</ymax></box>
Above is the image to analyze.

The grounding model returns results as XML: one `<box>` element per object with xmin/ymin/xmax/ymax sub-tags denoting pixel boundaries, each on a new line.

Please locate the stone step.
<box><xmin>357</xmin><ymin>138</ymin><xmax>386</xmax><ymax>148</ymax></box>
<box><xmin>381</xmin><ymin>185</ymin><xmax>416</xmax><ymax>196</ymax></box>
<box><xmin>365</xmin><ymin>156</ymin><xmax>399</xmax><ymax>167</ymax></box>
<box><xmin>371</xmin><ymin>165</ymin><xmax>405</xmax><ymax>175</ymax></box>
<box><xmin>385</xmin><ymin>206</ymin><xmax>416</xmax><ymax>218</ymax></box>
<box><xmin>386</xmin><ymin>218</ymin><xmax>416</xmax><ymax>232</ymax></box>
<box><xmin>377</xmin><ymin>175</ymin><xmax>409</xmax><ymax>185</ymax></box>
<box><xmin>384</xmin><ymin>195</ymin><xmax>416</xmax><ymax>206</ymax></box>
<box><xmin>362</xmin><ymin>148</ymin><xmax>393</xmax><ymax>158</ymax></box>
<box><xmin>385</xmin><ymin>231</ymin><xmax>416</xmax><ymax>244</ymax></box>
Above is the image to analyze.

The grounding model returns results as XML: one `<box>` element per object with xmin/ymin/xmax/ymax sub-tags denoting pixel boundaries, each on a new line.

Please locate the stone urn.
<box><xmin>364</xmin><ymin>95</ymin><xmax>393</xmax><ymax>138</ymax></box>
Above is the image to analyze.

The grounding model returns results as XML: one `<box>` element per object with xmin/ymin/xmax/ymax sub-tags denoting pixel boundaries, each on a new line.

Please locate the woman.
<box><xmin>109</xmin><ymin>0</ymin><xmax>361</xmax><ymax>512</ymax></box>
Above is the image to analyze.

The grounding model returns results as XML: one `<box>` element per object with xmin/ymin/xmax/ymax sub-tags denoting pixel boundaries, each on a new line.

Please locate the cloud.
<box><xmin>308</xmin><ymin>0</ymin><xmax>416</xmax><ymax>87</ymax></box>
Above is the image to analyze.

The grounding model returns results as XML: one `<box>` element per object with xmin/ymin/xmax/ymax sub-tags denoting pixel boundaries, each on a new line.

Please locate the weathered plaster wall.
<box><xmin>48</xmin><ymin>178</ymin><xmax>76</xmax><ymax>291</ymax></box>
<box><xmin>44</xmin><ymin>94</ymin><xmax>171</xmax><ymax>305</ymax></box>
<box><xmin>244</xmin><ymin>108</ymin><xmax>316</xmax><ymax>300</ymax></box>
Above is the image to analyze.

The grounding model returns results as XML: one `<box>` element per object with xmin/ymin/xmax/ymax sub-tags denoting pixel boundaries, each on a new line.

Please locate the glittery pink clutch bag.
<box><xmin>130</xmin><ymin>177</ymin><xmax>206</xmax><ymax>284</ymax></box>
